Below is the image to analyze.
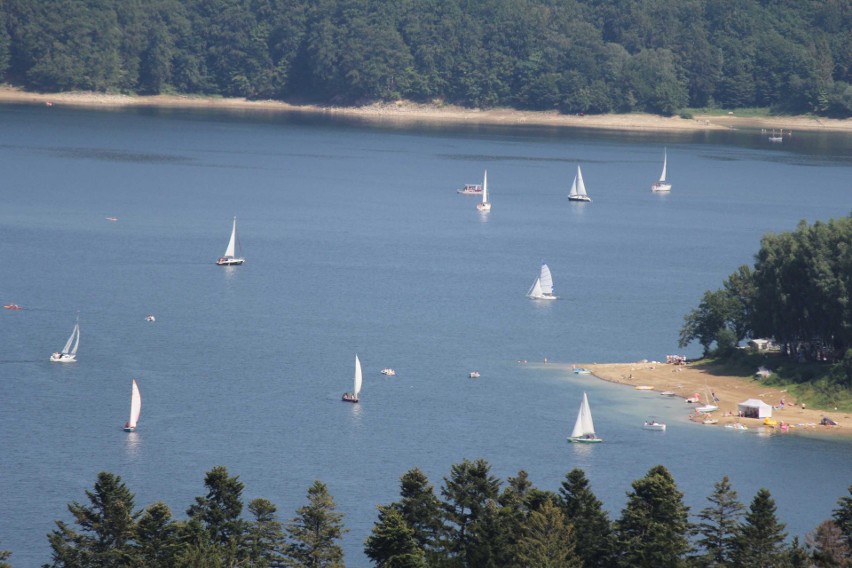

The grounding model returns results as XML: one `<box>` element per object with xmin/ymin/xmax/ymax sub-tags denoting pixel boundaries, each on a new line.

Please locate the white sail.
<box><xmin>527</xmin><ymin>278</ymin><xmax>543</xmax><ymax>299</ymax></box>
<box><xmin>539</xmin><ymin>264</ymin><xmax>554</xmax><ymax>295</ymax></box>
<box><xmin>570</xmin><ymin>392</ymin><xmax>596</xmax><ymax>438</ymax></box>
<box><xmin>62</xmin><ymin>321</ymin><xmax>79</xmax><ymax>355</ymax></box>
<box><xmin>353</xmin><ymin>354</ymin><xmax>362</xmax><ymax>397</ymax></box>
<box><xmin>481</xmin><ymin>170</ymin><xmax>488</xmax><ymax>203</ymax></box>
<box><xmin>575</xmin><ymin>166</ymin><xmax>588</xmax><ymax>197</ymax></box>
<box><xmin>659</xmin><ymin>149</ymin><xmax>668</xmax><ymax>182</ymax></box>
<box><xmin>128</xmin><ymin>379</ymin><xmax>142</xmax><ymax>429</ymax></box>
<box><xmin>224</xmin><ymin>217</ymin><xmax>237</xmax><ymax>258</ymax></box>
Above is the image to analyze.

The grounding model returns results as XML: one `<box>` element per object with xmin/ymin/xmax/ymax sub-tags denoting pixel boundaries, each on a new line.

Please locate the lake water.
<box><xmin>1</xmin><ymin>103</ymin><xmax>850</xmax><ymax>566</ymax></box>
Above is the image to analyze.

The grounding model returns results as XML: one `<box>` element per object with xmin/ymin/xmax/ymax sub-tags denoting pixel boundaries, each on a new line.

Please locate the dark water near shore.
<box><xmin>1</xmin><ymin>103</ymin><xmax>850</xmax><ymax>566</ymax></box>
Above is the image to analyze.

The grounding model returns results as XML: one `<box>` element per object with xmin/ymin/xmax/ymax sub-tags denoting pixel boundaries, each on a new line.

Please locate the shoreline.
<box><xmin>2</xmin><ymin>86</ymin><xmax>850</xmax><ymax>133</ymax></box>
<box><xmin>557</xmin><ymin>361</ymin><xmax>851</xmax><ymax>438</ymax></box>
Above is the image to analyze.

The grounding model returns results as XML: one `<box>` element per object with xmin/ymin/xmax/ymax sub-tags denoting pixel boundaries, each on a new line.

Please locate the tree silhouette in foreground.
<box><xmin>286</xmin><ymin>480</ymin><xmax>347</xmax><ymax>568</ymax></box>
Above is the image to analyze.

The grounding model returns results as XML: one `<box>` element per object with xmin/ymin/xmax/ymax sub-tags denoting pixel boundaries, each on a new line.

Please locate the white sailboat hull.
<box><xmin>568</xmin><ymin>195</ymin><xmax>592</xmax><ymax>202</ymax></box>
<box><xmin>476</xmin><ymin>202</ymin><xmax>491</xmax><ymax>211</ymax></box>
<box><xmin>216</xmin><ymin>257</ymin><xmax>245</xmax><ymax>265</ymax></box>
<box><xmin>651</xmin><ymin>181</ymin><xmax>672</xmax><ymax>192</ymax></box>
<box><xmin>50</xmin><ymin>353</ymin><xmax>76</xmax><ymax>363</ymax></box>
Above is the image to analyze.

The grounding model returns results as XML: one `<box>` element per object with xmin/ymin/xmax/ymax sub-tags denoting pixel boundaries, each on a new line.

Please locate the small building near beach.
<box><xmin>738</xmin><ymin>398</ymin><xmax>773</xmax><ymax>418</ymax></box>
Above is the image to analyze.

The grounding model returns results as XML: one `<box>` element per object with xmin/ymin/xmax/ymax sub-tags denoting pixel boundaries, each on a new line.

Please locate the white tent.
<box><xmin>738</xmin><ymin>398</ymin><xmax>773</xmax><ymax>418</ymax></box>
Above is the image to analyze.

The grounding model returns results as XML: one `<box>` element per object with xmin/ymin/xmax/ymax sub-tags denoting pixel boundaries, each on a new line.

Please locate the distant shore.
<box><xmin>543</xmin><ymin>361</ymin><xmax>850</xmax><ymax>438</ymax></box>
<box><xmin>1</xmin><ymin>86</ymin><xmax>850</xmax><ymax>133</ymax></box>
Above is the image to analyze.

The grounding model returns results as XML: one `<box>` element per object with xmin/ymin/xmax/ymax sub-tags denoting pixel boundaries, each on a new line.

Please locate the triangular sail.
<box><xmin>527</xmin><ymin>278</ymin><xmax>542</xmax><ymax>298</ymax></box>
<box><xmin>539</xmin><ymin>264</ymin><xmax>553</xmax><ymax>295</ymax></box>
<box><xmin>353</xmin><ymin>354</ymin><xmax>362</xmax><ymax>397</ymax></box>
<box><xmin>576</xmin><ymin>166</ymin><xmax>588</xmax><ymax>197</ymax></box>
<box><xmin>62</xmin><ymin>321</ymin><xmax>79</xmax><ymax>354</ymax></box>
<box><xmin>481</xmin><ymin>170</ymin><xmax>488</xmax><ymax>203</ymax></box>
<box><xmin>224</xmin><ymin>217</ymin><xmax>237</xmax><ymax>258</ymax></box>
<box><xmin>570</xmin><ymin>393</ymin><xmax>596</xmax><ymax>438</ymax></box>
<box><xmin>659</xmin><ymin>149</ymin><xmax>668</xmax><ymax>182</ymax></box>
<box><xmin>128</xmin><ymin>379</ymin><xmax>141</xmax><ymax>429</ymax></box>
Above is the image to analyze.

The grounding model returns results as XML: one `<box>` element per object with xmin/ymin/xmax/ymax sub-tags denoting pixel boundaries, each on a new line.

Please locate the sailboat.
<box><xmin>50</xmin><ymin>318</ymin><xmax>80</xmax><ymax>362</ymax></box>
<box><xmin>567</xmin><ymin>392</ymin><xmax>602</xmax><ymax>443</ymax></box>
<box><xmin>123</xmin><ymin>379</ymin><xmax>142</xmax><ymax>432</ymax></box>
<box><xmin>768</xmin><ymin>129</ymin><xmax>783</xmax><ymax>143</ymax></box>
<box><xmin>216</xmin><ymin>216</ymin><xmax>244</xmax><ymax>265</ymax></box>
<box><xmin>568</xmin><ymin>166</ymin><xmax>591</xmax><ymax>202</ymax></box>
<box><xmin>527</xmin><ymin>263</ymin><xmax>558</xmax><ymax>300</ymax></box>
<box><xmin>342</xmin><ymin>354</ymin><xmax>363</xmax><ymax>403</ymax></box>
<box><xmin>475</xmin><ymin>170</ymin><xmax>491</xmax><ymax>212</ymax></box>
<box><xmin>651</xmin><ymin>148</ymin><xmax>672</xmax><ymax>192</ymax></box>
<box><xmin>695</xmin><ymin>387</ymin><xmax>719</xmax><ymax>414</ymax></box>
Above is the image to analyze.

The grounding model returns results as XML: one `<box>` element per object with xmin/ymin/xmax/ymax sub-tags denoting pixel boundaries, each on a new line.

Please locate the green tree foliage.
<box><xmin>692</xmin><ymin>476</ymin><xmax>745</xmax><ymax>567</ymax></box>
<box><xmin>394</xmin><ymin>467</ymin><xmax>444</xmax><ymax>563</ymax></box>
<box><xmin>0</xmin><ymin>543</ymin><xmax>11</xmax><ymax>568</ymax></box>
<box><xmin>0</xmin><ymin>0</ymin><xmax>849</xmax><ymax>116</ymax></box>
<box><xmin>558</xmin><ymin>468</ymin><xmax>613</xmax><ymax>567</ymax></box>
<box><xmin>516</xmin><ymin>498</ymin><xmax>581</xmax><ymax>568</ymax></box>
<box><xmin>614</xmin><ymin>465</ymin><xmax>691</xmax><ymax>567</ymax></box>
<box><xmin>806</xmin><ymin>520</ymin><xmax>851</xmax><ymax>567</ymax></box>
<box><xmin>732</xmin><ymin>488</ymin><xmax>788</xmax><ymax>567</ymax></box>
<box><xmin>833</xmin><ymin>484</ymin><xmax>852</xmax><ymax>551</ymax></box>
<box><xmin>134</xmin><ymin>501</ymin><xmax>180</xmax><ymax>567</ymax></box>
<box><xmin>365</xmin><ymin>505</ymin><xmax>427</xmax><ymax>568</ymax></box>
<box><xmin>45</xmin><ymin>472</ymin><xmax>140</xmax><ymax>568</ymax></box>
<box><xmin>439</xmin><ymin>458</ymin><xmax>501</xmax><ymax>565</ymax></box>
<box><xmin>186</xmin><ymin>465</ymin><xmax>247</xmax><ymax>562</ymax></box>
<box><xmin>245</xmin><ymin>498</ymin><xmax>287</xmax><ymax>568</ymax></box>
<box><xmin>286</xmin><ymin>480</ymin><xmax>347</xmax><ymax>568</ymax></box>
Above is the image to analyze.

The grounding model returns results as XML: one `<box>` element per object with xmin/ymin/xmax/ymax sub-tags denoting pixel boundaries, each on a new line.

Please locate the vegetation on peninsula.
<box><xmin>0</xmin><ymin>0</ymin><xmax>850</xmax><ymax>118</ymax></box>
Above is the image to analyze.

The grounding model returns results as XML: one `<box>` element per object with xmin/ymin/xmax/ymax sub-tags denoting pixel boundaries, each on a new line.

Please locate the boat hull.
<box><xmin>217</xmin><ymin>257</ymin><xmax>244</xmax><ymax>265</ymax></box>
<box><xmin>643</xmin><ymin>423</ymin><xmax>667</xmax><ymax>431</ymax></box>
<box><xmin>123</xmin><ymin>426</ymin><xmax>135</xmax><ymax>432</ymax></box>
<box><xmin>568</xmin><ymin>437</ymin><xmax>602</xmax><ymax>443</ymax></box>
<box><xmin>342</xmin><ymin>393</ymin><xmax>359</xmax><ymax>403</ymax></box>
<box><xmin>50</xmin><ymin>353</ymin><xmax>76</xmax><ymax>363</ymax></box>
<box><xmin>568</xmin><ymin>196</ymin><xmax>591</xmax><ymax>202</ymax></box>
<box><xmin>651</xmin><ymin>182</ymin><xmax>672</xmax><ymax>192</ymax></box>
<box><xmin>476</xmin><ymin>203</ymin><xmax>491</xmax><ymax>211</ymax></box>
<box><xmin>529</xmin><ymin>294</ymin><xmax>558</xmax><ymax>300</ymax></box>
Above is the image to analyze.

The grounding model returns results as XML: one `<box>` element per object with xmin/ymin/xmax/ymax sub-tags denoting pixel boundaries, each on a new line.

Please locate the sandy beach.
<box><xmin>546</xmin><ymin>361</ymin><xmax>850</xmax><ymax>438</ymax></box>
<box><xmin>2</xmin><ymin>86</ymin><xmax>850</xmax><ymax>133</ymax></box>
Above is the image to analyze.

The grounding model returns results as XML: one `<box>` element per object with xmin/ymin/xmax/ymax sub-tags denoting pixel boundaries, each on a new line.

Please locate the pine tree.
<box><xmin>692</xmin><ymin>476</ymin><xmax>745</xmax><ymax>567</ymax></box>
<box><xmin>732</xmin><ymin>488</ymin><xmax>787</xmax><ymax>567</ymax></box>
<box><xmin>558</xmin><ymin>468</ymin><xmax>613</xmax><ymax>567</ymax></box>
<box><xmin>45</xmin><ymin>472</ymin><xmax>140</xmax><ymax>568</ymax></box>
<box><xmin>285</xmin><ymin>480</ymin><xmax>347</xmax><ymax>568</ymax></box>
<box><xmin>833</xmin><ymin>484</ymin><xmax>852</xmax><ymax>551</ymax></box>
<box><xmin>613</xmin><ymin>465</ymin><xmax>691</xmax><ymax>568</ymax></box>
<box><xmin>516</xmin><ymin>498</ymin><xmax>581</xmax><ymax>568</ymax></box>
<box><xmin>440</xmin><ymin>458</ymin><xmax>501</xmax><ymax>565</ymax></box>
<box><xmin>186</xmin><ymin>465</ymin><xmax>247</xmax><ymax>564</ymax></box>
<box><xmin>134</xmin><ymin>501</ymin><xmax>180</xmax><ymax>567</ymax></box>
<box><xmin>245</xmin><ymin>498</ymin><xmax>287</xmax><ymax>568</ymax></box>
<box><xmin>807</xmin><ymin>520</ymin><xmax>850</xmax><ymax>568</ymax></box>
<box><xmin>365</xmin><ymin>505</ymin><xmax>426</xmax><ymax>568</ymax></box>
<box><xmin>396</xmin><ymin>468</ymin><xmax>443</xmax><ymax>558</ymax></box>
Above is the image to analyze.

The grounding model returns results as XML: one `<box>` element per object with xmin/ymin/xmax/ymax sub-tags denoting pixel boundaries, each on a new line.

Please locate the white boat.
<box><xmin>695</xmin><ymin>387</ymin><xmax>719</xmax><ymax>413</ymax></box>
<box><xmin>380</xmin><ymin>368</ymin><xmax>396</xmax><ymax>376</ymax></box>
<box><xmin>568</xmin><ymin>165</ymin><xmax>591</xmax><ymax>202</ymax></box>
<box><xmin>342</xmin><ymin>354</ymin><xmax>362</xmax><ymax>403</ymax></box>
<box><xmin>475</xmin><ymin>170</ymin><xmax>491</xmax><ymax>212</ymax></box>
<box><xmin>50</xmin><ymin>318</ymin><xmax>80</xmax><ymax>363</ymax></box>
<box><xmin>660</xmin><ymin>391</ymin><xmax>677</xmax><ymax>397</ymax></box>
<box><xmin>651</xmin><ymin>148</ymin><xmax>672</xmax><ymax>192</ymax></box>
<box><xmin>123</xmin><ymin>379</ymin><xmax>142</xmax><ymax>432</ymax></box>
<box><xmin>527</xmin><ymin>263</ymin><xmax>558</xmax><ymax>300</ymax></box>
<box><xmin>567</xmin><ymin>392</ymin><xmax>602</xmax><ymax>443</ymax></box>
<box><xmin>725</xmin><ymin>422</ymin><xmax>748</xmax><ymax>430</ymax></box>
<box><xmin>573</xmin><ymin>367</ymin><xmax>592</xmax><ymax>375</ymax></box>
<box><xmin>469</xmin><ymin>371</ymin><xmax>480</xmax><ymax>378</ymax></box>
<box><xmin>643</xmin><ymin>418</ymin><xmax>667</xmax><ymax>431</ymax></box>
<box><xmin>145</xmin><ymin>314</ymin><xmax>156</xmax><ymax>322</ymax></box>
<box><xmin>216</xmin><ymin>217</ymin><xmax>245</xmax><ymax>266</ymax></box>
<box><xmin>768</xmin><ymin>129</ymin><xmax>783</xmax><ymax>143</ymax></box>
<box><xmin>458</xmin><ymin>183</ymin><xmax>483</xmax><ymax>195</ymax></box>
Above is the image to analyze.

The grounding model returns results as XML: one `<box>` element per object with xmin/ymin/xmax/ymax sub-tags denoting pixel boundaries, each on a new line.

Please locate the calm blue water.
<box><xmin>1</xmin><ymin>103</ymin><xmax>850</xmax><ymax>566</ymax></box>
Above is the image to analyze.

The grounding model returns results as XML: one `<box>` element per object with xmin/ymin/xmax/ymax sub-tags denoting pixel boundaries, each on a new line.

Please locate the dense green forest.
<box><xmin>13</xmin><ymin>462</ymin><xmax>851</xmax><ymax>567</ymax></box>
<box><xmin>0</xmin><ymin>0</ymin><xmax>850</xmax><ymax>117</ymax></box>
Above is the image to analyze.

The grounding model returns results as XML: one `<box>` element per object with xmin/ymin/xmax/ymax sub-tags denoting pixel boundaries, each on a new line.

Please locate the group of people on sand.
<box><xmin>666</xmin><ymin>354</ymin><xmax>687</xmax><ymax>365</ymax></box>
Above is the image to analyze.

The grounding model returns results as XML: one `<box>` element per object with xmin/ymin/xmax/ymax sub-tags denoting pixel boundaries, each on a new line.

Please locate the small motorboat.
<box><xmin>660</xmin><ymin>391</ymin><xmax>676</xmax><ymax>397</ymax></box>
<box><xmin>145</xmin><ymin>314</ymin><xmax>156</xmax><ymax>322</ymax></box>
<box><xmin>573</xmin><ymin>368</ymin><xmax>592</xmax><ymax>375</ymax></box>
<box><xmin>457</xmin><ymin>183</ymin><xmax>483</xmax><ymax>195</ymax></box>
<box><xmin>469</xmin><ymin>371</ymin><xmax>480</xmax><ymax>378</ymax></box>
<box><xmin>635</xmin><ymin>385</ymin><xmax>654</xmax><ymax>390</ymax></box>
<box><xmin>380</xmin><ymin>368</ymin><xmax>396</xmax><ymax>376</ymax></box>
<box><xmin>702</xmin><ymin>417</ymin><xmax>718</xmax><ymax>425</ymax></box>
<box><xmin>685</xmin><ymin>393</ymin><xmax>702</xmax><ymax>403</ymax></box>
<box><xmin>105</xmin><ymin>216</ymin><xmax>118</xmax><ymax>222</ymax></box>
<box><xmin>3</xmin><ymin>304</ymin><xmax>23</xmax><ymax>310</ymax></box>
<box><xmin>643</xmin><ymin>419</ymin><xmax>666</xmax><ymax>431</ymax></box>
<box><xmin>725</xmin><ymin>422</ymin><xmax>748</xmax><ymax>430</ymax></box>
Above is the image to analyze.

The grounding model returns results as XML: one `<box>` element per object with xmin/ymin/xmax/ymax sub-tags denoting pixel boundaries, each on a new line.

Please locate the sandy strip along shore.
<box><xmin>545</xmin><ymin>361</ymin><xmax>850</xmax><ymax>438</ymax></box>
<box><xmin>1</xmin><ymin>87</ymin><xmax>850</xmax><ymax>133</ymax></box>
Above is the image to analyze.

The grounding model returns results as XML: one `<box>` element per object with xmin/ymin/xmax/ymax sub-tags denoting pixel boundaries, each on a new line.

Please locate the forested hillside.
<box><xmin>0</xmin><ymin>0</ymin><xmax>849</xmax><ymax>117</ymax></box>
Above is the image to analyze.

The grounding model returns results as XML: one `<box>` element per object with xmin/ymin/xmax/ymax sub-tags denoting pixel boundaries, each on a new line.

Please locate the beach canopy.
<box><xmin>738</xmin><ymin>398</ymin><xmax>773</xmax><ymax>418</ymax></box>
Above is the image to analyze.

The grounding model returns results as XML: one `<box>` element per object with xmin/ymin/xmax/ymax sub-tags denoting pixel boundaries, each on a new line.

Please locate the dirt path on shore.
<box><xmin>559</xmin><ymin>362</ymin><xmax>850</xmax><ymax>437</ymax></box>
<box><xmin>2</xmin><ymin>87</ymin><xmax>849</xmax><ymax>133</ymax></box>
